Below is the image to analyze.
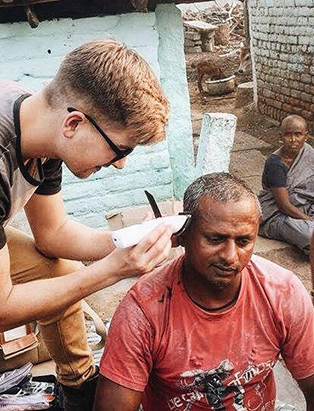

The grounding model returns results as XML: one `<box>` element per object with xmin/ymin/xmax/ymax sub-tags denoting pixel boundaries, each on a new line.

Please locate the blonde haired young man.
<box><xmin>0</xmin><ymin>39</ymin><xmax>171</xmax><ymax>411</ymax></box>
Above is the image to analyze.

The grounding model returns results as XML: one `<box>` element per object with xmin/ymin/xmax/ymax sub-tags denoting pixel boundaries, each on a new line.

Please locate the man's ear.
<box><xmin>62</xmin><ymin>111</ymin><xmax>84</xmax><ymax>139</ymax></box>
<box><xmin>175</xmin><ymin>216</ymin><xmax>194</xmax><ymax>248</ymax></box>
<box><xmin>171</xmin><ymin>234</ymin><xmax>181</xmax><ymax>248</ymax></box>
<box><xmin>175</xmin><ymin>233</ymin><xmax>186</xmax><ymax>247</ymax></box>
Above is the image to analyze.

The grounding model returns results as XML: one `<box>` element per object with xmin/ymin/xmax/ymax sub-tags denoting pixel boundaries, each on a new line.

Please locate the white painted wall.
<box><xmin>249</xmin><ymin>0</ymin><xmax>314</xmax><ymax>128</ymax></box>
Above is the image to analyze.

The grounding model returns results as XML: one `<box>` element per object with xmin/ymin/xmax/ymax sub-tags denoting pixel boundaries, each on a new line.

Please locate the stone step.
<box><xmin>232</xmin><ymin>130</ymin><xmax>271</xmax><ymax>152</ymax></box>
<box><xmin>230</xmin><ymin>149</ymin><xmax>266</xmax><ymax>177</ymax></box>
<box><xmin>229</xmin><ymin>149</ymin><xmax>266</xmax><ymax>194</ymax></box>
<box><xmin>254</xmin><ymin>236</ymin><xmax>291</xmax><ymax>255</ymax></box>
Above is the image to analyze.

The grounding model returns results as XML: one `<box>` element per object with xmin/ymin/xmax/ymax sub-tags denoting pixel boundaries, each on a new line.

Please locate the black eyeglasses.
<box><xmin>67</xmin><ymin>107</ymin><xmax>133</xmax><ymax>164</ymax></box>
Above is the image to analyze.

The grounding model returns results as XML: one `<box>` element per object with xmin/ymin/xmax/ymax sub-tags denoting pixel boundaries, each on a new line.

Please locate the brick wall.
<box><xmin>249</xmin><ymin>0</ymin><xmax>314</xmax><ymax>130</ymax></box>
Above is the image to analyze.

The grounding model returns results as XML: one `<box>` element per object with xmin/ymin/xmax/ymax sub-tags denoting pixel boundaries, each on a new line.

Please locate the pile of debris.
<box><xmin>182</xmin><ymin>1</ymin><xmax>245</xmax><ymax>53</ymax></box>
<box><xmin>184</xmin><ymin>20</ymin><xmax>217</xmax><ymax>54</ymax></box>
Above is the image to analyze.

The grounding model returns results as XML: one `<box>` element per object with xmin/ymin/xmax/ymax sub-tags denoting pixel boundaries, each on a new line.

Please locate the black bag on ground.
<box><xmin>0</xmin><ymin>363</ymin><xmax>63</xmax><ymax>410</ymax></box>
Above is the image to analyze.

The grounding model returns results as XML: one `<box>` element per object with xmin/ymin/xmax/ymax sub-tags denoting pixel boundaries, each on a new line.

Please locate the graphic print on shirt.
<box><xmin>167</xmin><ymin>359</ymin><xmax>275</xmax><ymax>410</ymax></box>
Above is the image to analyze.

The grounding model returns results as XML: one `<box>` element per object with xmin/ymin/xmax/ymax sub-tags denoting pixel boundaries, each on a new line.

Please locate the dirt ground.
<box><xmin>187</xmin><ymin>42</ymin><xmax>313</xmax><ymax>152</ymax></box>
<box><xmin>186</xmin><ymin>42</ymin><xmax>281</xmax><ymax>156</ymax></box>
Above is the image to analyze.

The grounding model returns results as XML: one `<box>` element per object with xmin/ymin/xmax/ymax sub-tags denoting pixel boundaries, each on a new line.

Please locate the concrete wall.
<box><xmin>0</xmin><ymin>5</ymin><xmax>194</xmax><ymax>229</ymax></box>
<box><xmin>156</xmin><ymin>5</ymin><xmax>195</xmax><ymax>199</ymax></box>
<box><xmin>249</xmin><ymin>0</ymin><xmax>314</xmax><ymax>130</ymax></box>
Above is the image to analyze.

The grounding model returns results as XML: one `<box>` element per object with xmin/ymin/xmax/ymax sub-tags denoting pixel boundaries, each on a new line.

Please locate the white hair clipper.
<box><xmin>111</xmin><ymin>190</ymin><xmax>191</xmax><ymax>249</ymax></box>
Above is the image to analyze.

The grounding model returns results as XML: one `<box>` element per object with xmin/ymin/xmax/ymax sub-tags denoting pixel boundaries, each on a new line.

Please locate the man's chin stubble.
<box><xmin>207</xmin><ymin>278</ymin><xmax>232</xmax><ymax>291</ymax></box>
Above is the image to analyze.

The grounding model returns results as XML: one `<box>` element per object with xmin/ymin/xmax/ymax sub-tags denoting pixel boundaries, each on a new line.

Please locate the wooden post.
<box><xmin>24</xmin><ymin>5</ymin><xmax>39</xmax><ymax>28</ymax></box>
<box><xmin>243</xmin><ymin>0</ymin><xmax>250</xmax><ymax>46</ymax></box>
<box><xmin>0</xmin><ymin>0</ymin><xmax>60</xmax><ymax>6</ymax></box>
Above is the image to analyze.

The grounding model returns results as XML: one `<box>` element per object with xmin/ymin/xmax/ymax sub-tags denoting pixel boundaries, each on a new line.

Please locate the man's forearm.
<box><xmin>1</xmin><ymin>224</ymin><xmax>173</xmax><ymax>331</ymax></box>
<box><xmin>0</xmin><ymin>256</ymin><xmax>120</xmax><ymax>331</ymax></box>
<box><xmin>36</xmin><ymin>218</ymin><xmax>115</xmax><ymax>261</ymax></box>
<box><xmin>279</xmin><ymin>202</ymin><xmax>310</xmax><ymax>220</ymax></box>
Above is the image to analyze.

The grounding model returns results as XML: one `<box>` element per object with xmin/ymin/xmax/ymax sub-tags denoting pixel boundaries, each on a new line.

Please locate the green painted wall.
<box><xmin>0</xmin><ymin>6</ymin><xmax>194</xmax><ymax>228</ymax></box>
<box><xmin>156</xmin><ymin>4</ymin><xmax>195</xmax><ymax>199</ymax></box>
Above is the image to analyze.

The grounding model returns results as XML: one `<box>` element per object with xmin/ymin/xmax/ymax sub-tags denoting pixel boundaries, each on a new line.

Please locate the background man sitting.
<box><xmin>259</xmin><ymin>114</ymin><xmax>314</xmax><ymax>254</ymax></box>
<box><xmin>94</xmin><ymin>172</ymin><xmax>314</xmax><ymax>410</ymax></box>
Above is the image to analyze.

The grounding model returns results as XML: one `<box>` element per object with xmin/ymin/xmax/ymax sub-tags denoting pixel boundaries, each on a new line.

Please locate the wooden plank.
<box><xmin>0</xmin><ymin>0</ymin><xmax>60</xmax><ymax>7</ymax></box>
<box><xmin>0</xmin><ymin>0</ymin><xmax>215</xmax><ymax>8</ymax></box>
<box><xmin>164</xmin><ymin>0</ymin><xmax>213</xmax><ymax>3</ymax></box>
<box><xmin>0</xmin><ymin>0</ymin><xmax>216</xmax><ymax>24</ymax></box>
<box><xmin>0</xmin><ymin>0</ymin><xmax>213</xmax><ymax>10</ymax></box>
<box><xmin>25</xmin><ymin>4</ymin><xmax>39</xmax><ymax>27</ymax></box>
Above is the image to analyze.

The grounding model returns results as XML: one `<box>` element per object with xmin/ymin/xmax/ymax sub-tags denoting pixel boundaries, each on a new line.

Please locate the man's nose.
<box><xmin>112</xmin><ymin>158</ymin><xmax>127</xmax><ymax>169</ymax></box>
<box><xmin>220</xmin><ymin>240</ymin><xmax>238</xmax><ymax>265</ymax></box>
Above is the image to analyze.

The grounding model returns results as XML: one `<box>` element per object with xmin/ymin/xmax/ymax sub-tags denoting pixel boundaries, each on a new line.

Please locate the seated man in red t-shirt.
<box><xmin>94</xmin><ymin>172</ymin><xmax>314</xmax><ymax>411</ymax></box>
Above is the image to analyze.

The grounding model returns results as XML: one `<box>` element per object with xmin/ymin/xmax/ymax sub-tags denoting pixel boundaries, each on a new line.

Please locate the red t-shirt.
<box><xmin>100</xmin><ymin>255</ymin><xmax>314</xmax><ymax>410</ymax></box>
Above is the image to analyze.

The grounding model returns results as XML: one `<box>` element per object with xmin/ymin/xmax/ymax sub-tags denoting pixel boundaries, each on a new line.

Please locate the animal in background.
<box><xmin>237</xmin><ymin>43</ymin><xmax>252</xmax><ymax>74</ymax></box>
<box><xmin>193</xmin><ymin>60</ymin><xmax>225</xmax><ymax>93</ymax></box>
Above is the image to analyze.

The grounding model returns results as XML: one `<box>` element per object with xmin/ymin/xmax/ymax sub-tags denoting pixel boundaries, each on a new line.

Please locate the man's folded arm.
<box><xmin>93</xmin><ymin>375</ymin><xmax>142</xmax><ymax>411</ymax></box>
<box><xmin>270</xmin><ymin>187</ymin><xmax>310</xmax><ymax>220</ymax></box>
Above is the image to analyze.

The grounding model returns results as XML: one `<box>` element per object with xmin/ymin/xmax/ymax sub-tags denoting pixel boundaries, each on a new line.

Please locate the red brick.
<box><xmin>298</xmin><ymin>100</ymin><xmax>308</xmax><ymax>109</ymax></box>
<box><xmin>272</xmin><ymin>84</ymin><xmax>281</xmax><ymax>94</ymax></box>
<box><xmin>291</xmin><ymin>90</ymin><xmax>301</xmax><ymax>99</ymax></box>
<box><xmin>281</xmin><ymin>87</ymin><xmax>290</xmax><ymax>96</ymax></box>
<box><xmin>287</xmin><ymin>97</ymin><xmax>299</xmax><ymax>106</ymax></box>
<box><xmin>282</xmin><ymin>103</ymin><xmax>293</xmax><ymax>112</ymax></box>
<box><xmin>293</xmin><ymin>107</ymin><xmax>304</xmax><ymax>115</ymax></box>
<box><xmin>273</xmin><ymin>100</ymin><xmax>282</xmax><ymax>109</ymax></box>
<box><xmin>279</xmin><ymin>111</ymin><xmax>286</xmax><ymax>122</ymax></box>
<box><xmin>301</xmin><ymin>92</ymin><xmax>312</xmax><ymax>103</ymax></box>
<box><xmin>291</xmin><ymin>72</ymin><xmax>301</xmax><ymax>81</ymax></box>
<box><xmin>262</xmin><ymin>88</ymin><xmax>273</xmax><ymax>98</ymax></box>
<box><xmin>275</xmin><ymin>93</ymin><xmax>285</xmax><ymax>102</ymax></box>
<box><xmin>301</xmin><ymin>74</ymin><xmax>312</xmax><ymax>84</ymax></box>
<box><xmin>301</xmin><ymin>110</ymin><xmax>313</xmax><ymax>120</ymax></box>
<box><xmin>305</xmin><ymin>85</ymin><xmax>314</xmax><ymax>95</ymax></box>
